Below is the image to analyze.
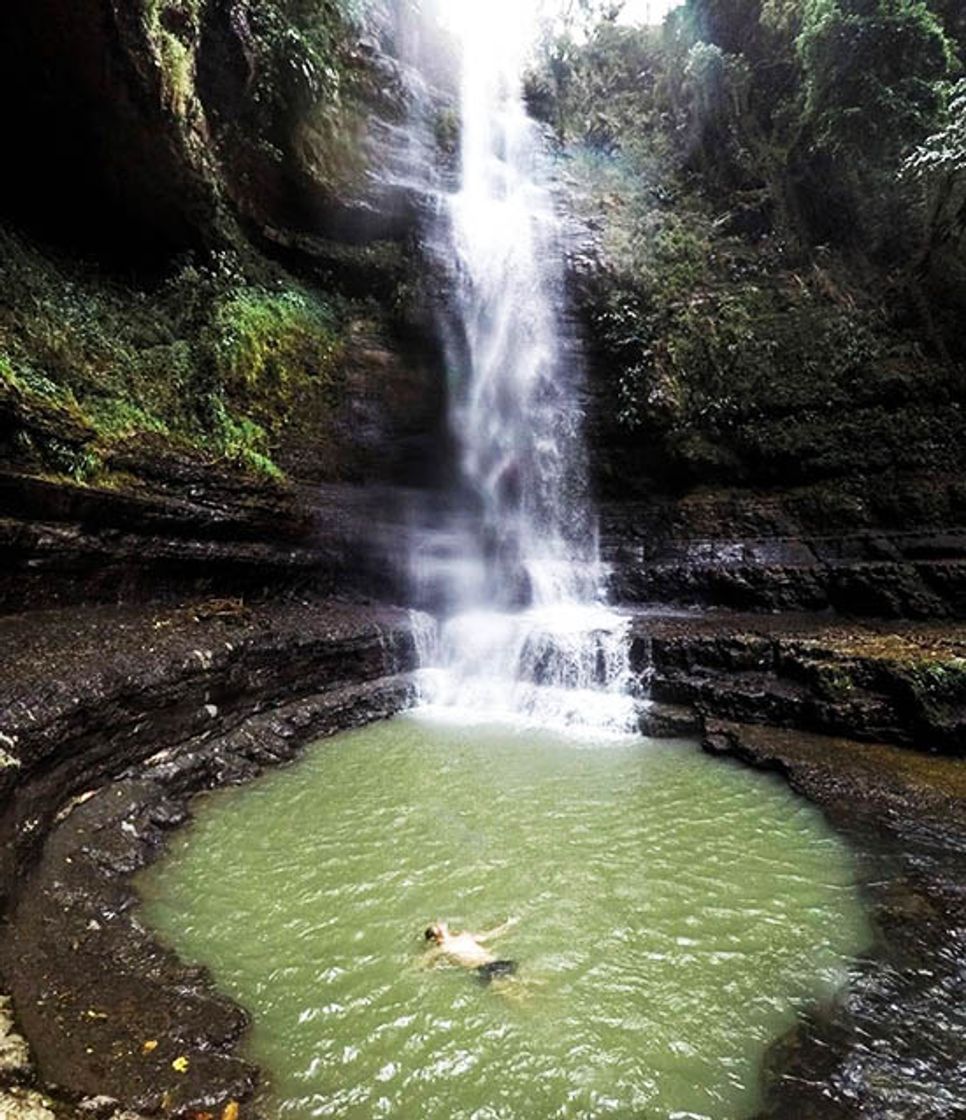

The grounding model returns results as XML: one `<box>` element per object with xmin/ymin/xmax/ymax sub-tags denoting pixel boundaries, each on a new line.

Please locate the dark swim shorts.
<box><xmin>477</xmin><ymin>959</ymin><xmax>518</xmax><ymax>984</ymax></box>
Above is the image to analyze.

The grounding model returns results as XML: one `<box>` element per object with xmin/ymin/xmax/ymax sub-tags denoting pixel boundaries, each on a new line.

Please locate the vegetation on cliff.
<box><xmin>0</xmin><ymin>0</ymin><xmax>423</xmax><ymax>487</ymax></box>
<box><xmin>533</xmin><ymin>0</ymin><xmax>966</xmax><ymax>496</ymax></box>
<box><xmin>0</xmin><ymin>229</ymin><xmax>354</xmax><ymax>481</ymax></box>
<box><xmin>2</xmin><ymin>0</ymin><xmax>963</xmax><ymax>508</ymax></box>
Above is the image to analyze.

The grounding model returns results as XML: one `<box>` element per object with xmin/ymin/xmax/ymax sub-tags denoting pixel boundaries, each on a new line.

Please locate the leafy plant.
<box><xmin>208</xmin><ymin>394</ymin><xmax>284</xmax><ymax>479</ymax></box>
<box><xmin>798</xmin><ymin>0</ymin><xmax>952</xmax><ymax>158</ymax></box>
<box><xmin>903</xmin><ymin>77</ymin><xmax>966</xmax><ymax>260</ymax></box>
<box><xmin>208</xmin><ymin>287</ymin><xmax>344</xmax><ymax>436</ymax></box>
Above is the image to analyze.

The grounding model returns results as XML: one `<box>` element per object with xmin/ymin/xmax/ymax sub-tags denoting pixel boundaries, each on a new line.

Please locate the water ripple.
<box><xmin>139</xmin><ymin>716</ymin><xmax>869</xmax><ymax>1120</ymax></box>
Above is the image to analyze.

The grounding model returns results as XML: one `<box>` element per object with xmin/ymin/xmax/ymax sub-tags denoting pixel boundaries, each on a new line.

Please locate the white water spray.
<box><xmin>414</xmin><ymin>1</ymin><xmax>637</xmax><ymax>734</ymax></box>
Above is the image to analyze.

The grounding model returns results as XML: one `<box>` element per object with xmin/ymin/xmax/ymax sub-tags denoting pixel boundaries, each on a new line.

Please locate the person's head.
<box><xmin>424</xmin><ymin>922</ymin><xmax>446</xmax><ymax>944</ymax></box>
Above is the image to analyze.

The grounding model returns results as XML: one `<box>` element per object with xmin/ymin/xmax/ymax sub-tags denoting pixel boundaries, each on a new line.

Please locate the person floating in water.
<box><xmin>423</xmin><ymin>918</ymin><xmax>519</xmax><ymax>984</ymax></box>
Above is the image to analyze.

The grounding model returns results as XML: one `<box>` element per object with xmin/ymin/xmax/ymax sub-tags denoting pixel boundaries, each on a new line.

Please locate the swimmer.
<box><xmin>422</xmin><ymin>918</ymin><xmax>519</xmax><ymax>984</ymax></box>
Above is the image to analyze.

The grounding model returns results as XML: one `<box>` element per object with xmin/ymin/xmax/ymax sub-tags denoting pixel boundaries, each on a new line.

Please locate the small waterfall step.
<box><xmin>417</xmin><ymin>605</ymin><xmax>640</xmax><ymax>735</ymax></box>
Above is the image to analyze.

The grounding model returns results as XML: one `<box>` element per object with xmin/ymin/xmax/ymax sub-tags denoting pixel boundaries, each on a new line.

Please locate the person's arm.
<box><xmin>477</xmin><ymin>916</ymin><xmax>518</xmax><ymax>943</ymax></box>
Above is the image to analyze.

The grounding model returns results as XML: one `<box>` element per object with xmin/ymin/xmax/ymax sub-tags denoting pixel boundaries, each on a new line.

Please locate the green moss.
<box><xmin>145</xmin><ymin>0</ymin><xmax>201</xmax><ymax>27</ymax></box>
<box><xmin>211</xmin><ymin>289</ymin><xmax>340</xmax><ymax>391</ymax></box>
<box><xmin>158</xmin><ymin>29</ymin><xmax>195</xmax><ymax>117</ymax></box>
<box><xmin>891</xmin><ymin>655</ymin><xmax>966</xmax><ymax>746</ymax></box>
<box><xmin>82</xmin><ymin>397</ymin><xmax>171</xmax><ymax>440</ymax></box>
<box><xmin>902</xmin><ymin>657</ymin><xmax>966</xmax><ymax>703</ymax></box>
<box><xmin>0</xmin><ymin>227</ymin><xmax>353</xmax><ymax>483</ymax></box>
<box><xmin>143</xmin><ymin>2</ymin><xmax>201</xmax><ymax>119</ymax></box>
<box><xmin>1</xmin><ymin>355</ymin><xmax>104</xmax><ymax>482</ymax></box>
<box><xmin>568</xmin><ymin>146</ymin><xmax>959</xmax><ymax>485</ymax></box>
<box><xmin>0</xmin><ymin>353</ymin><xmax>78</xmax><ymax>409</ymax></box>
<box><xmin>208</xmin><ymin>287</ymin><xmax>344</xmax><ymax>435</ymax></box>
<box><xmin>810</xmin><ymin>663</ymin><xmax>857</xmax><ymax>702</ymax></box>
<box><xmin>586</xmin><ymin>205</ymin><xmax>886</xmax><ymax>439</ymax></box>
<box><xmin>207</xmin><ymin>395</ymin><xmax>284</xmax><ymax>480</ymax></box>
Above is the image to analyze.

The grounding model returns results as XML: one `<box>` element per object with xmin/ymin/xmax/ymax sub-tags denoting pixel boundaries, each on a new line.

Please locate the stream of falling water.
<box><xmin>414</xmin><ymin>2</ymin><xmax>637</xmax><ymax>733</ymax></box>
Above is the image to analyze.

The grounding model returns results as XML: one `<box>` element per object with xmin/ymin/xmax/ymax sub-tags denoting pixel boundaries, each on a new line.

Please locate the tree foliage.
<box><xmin>904</xmin><ymin>76</ymin><xmax>966</xmax><ymax>293</ymax></box>
<box><xmin>798</xmin><ymin>0</ymin><xmax>952</xmax><ymax>158</ymax></box>
<box><xmin>529</xmin><ymin>0</ymin><xmax>965</xmax><ymax>468</ymax></box>
<box><xmin>905</xmin><ymin>78</ymin><xmax>966</xmax><ymax>186</ymax></box>
<box><xmin>539</xmin><ymin>0</ymin><xmax>957</xmax><ymax>254</ymax></box>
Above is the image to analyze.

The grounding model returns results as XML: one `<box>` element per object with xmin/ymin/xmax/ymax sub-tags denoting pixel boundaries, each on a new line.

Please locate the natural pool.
<box><xmin>138</xmin><ymin>715</ymin><xmax>870</xmax><ymax>1120</ymax></box>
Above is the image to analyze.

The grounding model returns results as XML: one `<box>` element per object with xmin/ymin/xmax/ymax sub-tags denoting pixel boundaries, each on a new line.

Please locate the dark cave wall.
<box><xmin>0</xmin><ymin>0</ymin><xmax>219</xmax><ymax>264</ymax></box>
<box><xmin>0</xmin><ymin>0</ymin><xmax>453</xmax><ymax>607</ymax></box>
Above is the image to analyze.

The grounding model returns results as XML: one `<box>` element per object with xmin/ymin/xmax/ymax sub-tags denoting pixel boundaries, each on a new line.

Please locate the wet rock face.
<box><xmin>0</xmin><ymin>600</ymin><xmax>422</xmax><ymax>908</ymax></box>
<box><xmin>631</xmin><ymin>612</ymin><xmax>966</xmax><ymax>755</ymax></box>
<box><xmin>195</xmin><ymin>0</ymin><xmax>424</xmax><ymax>246</ymax></box>
<box><xmin>600</xmin><ymin>486</ymin><xmax>966</xmax><ymax>618</ymax></box>
<box><xmin>0</xmin><ymin>0</ymin><xmax>440</xmax><ymax>270</ymax></box>
<box><xmin>0</xmin><ymin>2</ymin><xmax>452</xmax><ymax>543</ymax></box>
<box><xmin>0</xmin><ymin>461</ymin><xmax>435</xmax><ymax>614</ymax></box>
<box><xmin>0</xmin><ymin>0</ymin><xmax>218</xmax><ymax>264</ymax></box>
<box><xmin>273</xmin><ymin>321</ymin><xmax>450</xmax><ymax>489</ymax></box>
<box><xmin>0</xmin><ymin>599</ymin><xmax>422</xmax><ymax>1117</ymax></box>
<box><xmin>0</xmin><ymin>466</ymin><xmax>325</xmax><ymax>613</ymax></box>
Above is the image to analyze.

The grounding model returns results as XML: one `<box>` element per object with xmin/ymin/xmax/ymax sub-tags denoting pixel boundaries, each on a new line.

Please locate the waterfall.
<box><xmin>413</xmin><ymin>2</ymin><xmax>637</xmax><ymax>734</ymax></box>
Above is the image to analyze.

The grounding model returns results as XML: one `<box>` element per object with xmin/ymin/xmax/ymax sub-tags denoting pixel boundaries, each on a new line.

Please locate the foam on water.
<box><xmin>417</xmin><ymin>606</ymin><xmax>638</xmax><ymax>734</ymax></box>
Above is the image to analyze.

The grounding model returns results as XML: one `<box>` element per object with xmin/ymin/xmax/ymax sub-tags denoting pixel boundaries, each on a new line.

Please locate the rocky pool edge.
<box><xmin>2</xmin><ymin>603</ymin><xmax>964</xmax><ymax>1118</ymax></box>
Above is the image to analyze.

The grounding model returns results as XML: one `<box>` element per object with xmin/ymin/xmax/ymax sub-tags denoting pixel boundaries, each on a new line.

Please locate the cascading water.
<box><xmin>415</xmin><ymin>2</ymin><xmax>637</xmax><ymax>733</ymax></box>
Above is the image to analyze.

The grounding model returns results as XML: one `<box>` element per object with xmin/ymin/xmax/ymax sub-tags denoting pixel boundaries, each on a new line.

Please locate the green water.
<box><xmin>138</xmin><ymin>715</ymin><xmax>869</xmax><ymax>1120</ymax></box>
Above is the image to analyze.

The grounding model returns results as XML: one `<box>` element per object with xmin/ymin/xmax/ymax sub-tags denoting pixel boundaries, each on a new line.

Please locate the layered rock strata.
<box><xmin>0</xmin><ymin>599</ymin><xmax>421</xmax><ymax>1117</ymax></box>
